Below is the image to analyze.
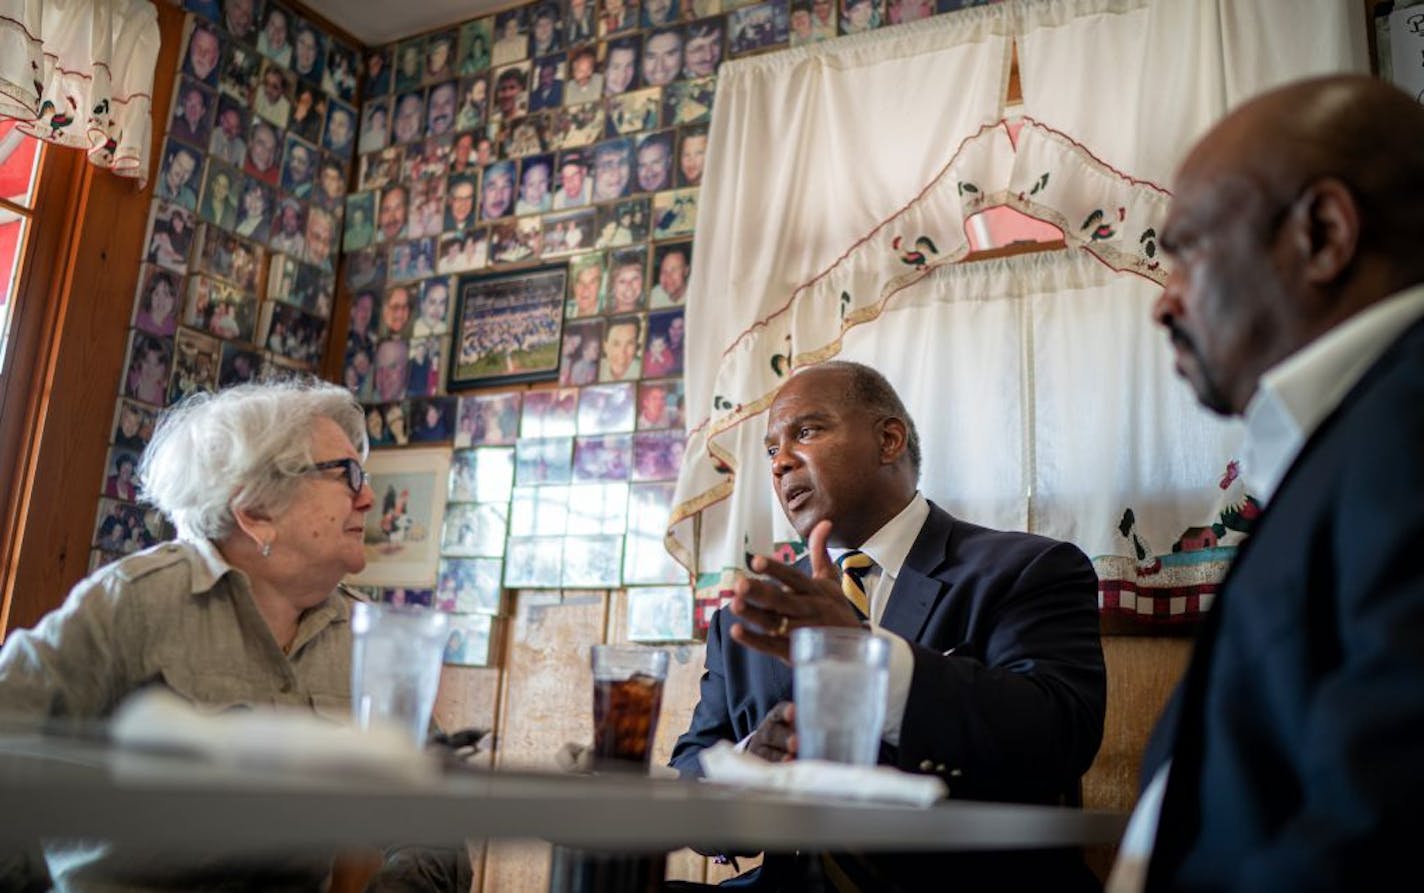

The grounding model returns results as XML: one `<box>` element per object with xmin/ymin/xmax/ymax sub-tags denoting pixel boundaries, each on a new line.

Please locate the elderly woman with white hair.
<box><xmin>0</xmin><ymin>379</ymin><xmax>432</xmax><ymax>891</ymax></box>
<box><xmin>0</xmin><ymin>379</ymin><xmax>478</xmax><ymax>892</ymax></box>
<box><xmin>0</xmin><ymin>379</ymin><xmax>373</xmax><ymax>721</ymax></box>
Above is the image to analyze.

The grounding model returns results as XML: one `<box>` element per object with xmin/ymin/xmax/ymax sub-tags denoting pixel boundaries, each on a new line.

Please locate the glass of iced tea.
<box><xmin>590</xmin><ymin>644</ymin><xmax>669</xmax><ymax>770</ymax></box>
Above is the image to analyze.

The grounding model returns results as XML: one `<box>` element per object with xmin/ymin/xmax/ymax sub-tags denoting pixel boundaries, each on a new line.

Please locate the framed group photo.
<box><xmin>450</xmin><ymin>263</ymin><xmax>568</xmax><ymax>388</ymax></box>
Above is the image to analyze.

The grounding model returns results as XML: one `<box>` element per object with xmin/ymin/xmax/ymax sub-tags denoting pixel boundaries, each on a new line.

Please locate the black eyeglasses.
<box><xmin>304</xmin><ymin>458</ymin><xmax>368</xmax><ymax>496</ymax></box>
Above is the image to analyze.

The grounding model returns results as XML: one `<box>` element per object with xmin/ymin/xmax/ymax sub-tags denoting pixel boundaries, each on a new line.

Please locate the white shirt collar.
<box><xmin>1241</xmin><ymin>284</ymin><xmax>1424</xmax><ymax>503</ymax></box>
<box><xmin>831</xmin><ymin>491</ymin><xmax>929</xmax><ymax>579</ymax></box>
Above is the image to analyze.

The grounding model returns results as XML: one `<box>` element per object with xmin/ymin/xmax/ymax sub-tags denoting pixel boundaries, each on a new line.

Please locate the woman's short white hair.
<box><xmin>138</xmin><ymin>378</ymin><xmax>368</xmax><ymax>541</ymax></box>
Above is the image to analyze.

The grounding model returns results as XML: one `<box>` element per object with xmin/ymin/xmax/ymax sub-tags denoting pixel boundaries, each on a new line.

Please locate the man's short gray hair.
<box><xmin>138</xmin><ymin>378</ymin><xmax>368</xmax><ymax>542</ymax></box>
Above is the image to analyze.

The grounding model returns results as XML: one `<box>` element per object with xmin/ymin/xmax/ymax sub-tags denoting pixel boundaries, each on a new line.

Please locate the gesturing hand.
<box><xmin>730</xmin><ymin>519</ymin><xmax>863</xmax><ymax>663</ymax></box>
<box><xmin>746</xmin><ymin>701</ymin><xmax>797</xmax><ymax>763</ymax></box>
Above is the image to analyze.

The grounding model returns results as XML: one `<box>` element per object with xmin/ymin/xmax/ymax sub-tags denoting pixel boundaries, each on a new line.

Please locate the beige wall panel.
<box><xmin>1081</xmin><ymin>635</ymin><xmax>1194</xmax><ymax>880</ymax></box>
<box><xmin>482</xmin><ymin>591</ymin><xmax>608</xmax><ymax>892</ymax></box>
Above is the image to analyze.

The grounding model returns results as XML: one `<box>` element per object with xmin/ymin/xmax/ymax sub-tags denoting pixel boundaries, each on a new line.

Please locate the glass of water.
<box><xmin>790</xmin><ymin>626</ymin><xmax>890</xmax><ymax>765</ymax></box>
<box><xmin>350</xmin><ymin>602</ymin><xmax>450</xmax><ymax>747</ymax></box>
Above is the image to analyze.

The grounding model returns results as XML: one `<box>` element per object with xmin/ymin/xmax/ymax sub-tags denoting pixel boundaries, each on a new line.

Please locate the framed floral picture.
<box><xmin>449</xmin><ymin>263</ymin><xmax>567</xmax><ymax>388</ymax></box>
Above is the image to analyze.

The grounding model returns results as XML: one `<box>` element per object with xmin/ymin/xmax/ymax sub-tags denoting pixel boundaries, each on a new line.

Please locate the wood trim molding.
<box><xmin>0</xmin><ymin>148</ymin><xmax>88</xmax><ymax>636</ymax></box>
<box><xmin>0</xmin><ymin>1</ymin><xmax>185</xmax><ymax>637</ymax></box>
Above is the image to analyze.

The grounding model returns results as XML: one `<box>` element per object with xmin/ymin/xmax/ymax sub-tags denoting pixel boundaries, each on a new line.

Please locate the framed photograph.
<box><xmin>562</xmin><ymin>534</ymin><xmax>623</xmax><ymax>587</ymax></box>
<box><xmin>605</xmin><ymin>86</ymin><xmax>660</xmax><ymax>136</ymax></box>
<box><xmin>111</xmin><ymin>398</ymin><xmax>157</xmax><ymax>451</ymax></box>
<box><xmin>454</xmin><ymin>391</ymin><xmax>522</xmax><ymax>447</ymax></box>
<box><xmin>217</xmin><ymin>343</ymin><xmax>261</xmax><ymax>388</ymax></box>
<box><xmin>578</xmin><ymin>381</ymin><xmax>636</xmax><ymax>434</ymax></box>
<box><xmin>458</xmin><ymin>18</ymin><xmax>495</xmax><ymax>75</ymax></box>
<box><xmin>122</xmin><ymin>331</ymin><xmax>174</xmax><ymax>407</ymax></box>
<box><xmin>364</xmin><ymin>45</ymin><xmax>394</xmax><ymax>96</ymax></box>
<box><xmin>573</xmin><ymin>433</ymin><xmax>632</xmax><ymax>482</ymax></box>
<box><xmin>520</xmin><ymin>387</ymin><xmax>579</xmax><ymax>437</ymax></box>
<box><xmin>515</xmin><ymin>436</ymin><xmax>574</xmax><ymax>485</ymax></box>
<box><xmin>359</xmin><ymin>145</ymin><xmax>405</xmax><ymax>192</ymax></box>
<box><xmin>448</xmin><ymin>446</ymin><xmax>516</xmax><ymax>504</ymax></box>
<box><xmin>351</xmin><ymin>446</ymin><xmax>453</xmax><ymax>587</ymax></box>
<box><xmin>441</xmin><ymin>501</ymin><xmax>510</xmax><ymax>557</ymax></box>
<box><xmin>637</xmin><ymin>378</ymin><xmax>685</xmax><ymax>430</ymax></box>
<box><xmin>450</xmin><ymin>263</ymin><xmax>567</xmax><ymax>388</ymax></box>
<box><xmin>219</xmin><ymin>44</ymin><xmax>261</xmax><ymax>106</ymax></box>
<box><xmin>259</xmin><ymin>302</ymin><xmax>327</xmax><ymax>367</ymax></box>
<box><xmin>144</xmin><ymin>200</ymin><xmax>198</xmax><ymax>274</ymax></box>
<box><xmin>436</xmin><ymin>557</ymin><xmax>504</xmax><ymax>615</ymax></box>
<box><xmin>566</xmin><ymin>482</ymin><xmax>629</xmax><ymax>535</ymax></box>
<box><xmin>652</xmin><ymin>187</ymin><xmax>698</xmax><ymax>239</ymax></box>
<box><xmin>185</xmin><ymin>274</ymin><xmax>257</xmax><ymax>344</ymax></box>
<box><xmin>560</xmin><ymin>317</ymin><xmax>606</xmax><ymax>387</ymax></box>
<box><xmin>633</xmin><ymin>429</ymin><xmax>685</xmax><ymax>481</ymax></box>
<box><xmin>443</xmin><ymin>613</ymin><xmax>495</xmax><ymax>666</ymax></box>
<box><xmin>504</xmin><ymin>535</ymin><xmax>563</xmax><ymax>588</ymax></box>
<box><xmin>94</xmin><ymin>497</ymin><xmax>169</xmax><ymax>554</ymax></box>
<box><xmin>595</xmin><ymin>199</ymin><xmax>649</xmax><ymax>249</ymax></box>
<box><xmin>509</xmin><ymin>484</ymin><xmax>570</xmax><ymax>537</ymax></box>
<box><xmin>728</xmin><ymin>0</ymin><xmax>789</xmax><ymax>54</ymax></box>
<box><xmin>409</xmin><ymin>394</ymin><xmax>456</xmax><ymax>440</ymax></box>
<box><xmin>168</xmin><ymin>328</ymin><xmax>221</xmax><ymax>405</ymax></box>
<box><xmin>542</xmin><ymin>208</ymin><xmax>595</xmax><ymax>258</ymax></box>
<box><xmin>132</xmin><ymin>264</ymin><xmax>181</xmax><ymax>337</ymax></box>
<box><xmin>626</xmin><ymin>585</ymin><xmax>694</xmax><ymax>642</ymax></box>
<box><xmin>663</xmin><ymin>76</ymin><xmax>716</xmax><ymax>127</ymax></box>
<box><xmin>623</xmin><ymin>480</ymin><xmax>684</xmax><ymax>584</ymax></box>
<box><xmin>382</xmin><ymin>587</ymin><xmax>435</xmax><ymax>607</ymax></box>
<box><xmin>545</xmin><ymin>101</ymin><xmax>603</xmax><ymax>149</ymax></box>
<box><xmin>102</xmin><ymin>445</ymin><xmax>142</xmax><ymax>502</ymax></box>
<box><xmin>643</xmin><ymin>307</ymin><xmax>685</xmax><ymax>378</ymax></box>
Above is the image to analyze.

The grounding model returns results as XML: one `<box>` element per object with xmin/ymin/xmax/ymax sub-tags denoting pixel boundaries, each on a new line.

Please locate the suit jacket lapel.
<box><xmin>879</xmin><ymin>502</ymin><xmax>954</xmax><ymax>643</ymax></box>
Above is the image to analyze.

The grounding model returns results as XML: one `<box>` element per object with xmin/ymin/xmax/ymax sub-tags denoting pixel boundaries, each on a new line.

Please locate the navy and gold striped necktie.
<box><xmin>836</xmin><ymin>550</ymin><xmax>874</xmax><ymax>620</ymax></box>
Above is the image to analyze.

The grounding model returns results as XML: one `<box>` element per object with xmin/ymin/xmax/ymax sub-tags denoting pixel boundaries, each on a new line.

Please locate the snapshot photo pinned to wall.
<box><xmin>351</xmin><ymin>446</ymin><xmax>453</xmax><ymax>587</ymax></box>
<box><xmin>626</xmin><ymin>585</ymin><xmax>694</xmax><ymax>642</ymax></box>
<box><xmin>443</xmin><ymin>612</ymin><xmax>495</xmax><ymax>665</ymax></box>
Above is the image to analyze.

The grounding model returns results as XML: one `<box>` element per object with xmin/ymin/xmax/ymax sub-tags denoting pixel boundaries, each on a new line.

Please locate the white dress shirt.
<box><xmin>828</xmin><ymin>491</ymin><xmax>929</xmax><ymax>747</ymax></box>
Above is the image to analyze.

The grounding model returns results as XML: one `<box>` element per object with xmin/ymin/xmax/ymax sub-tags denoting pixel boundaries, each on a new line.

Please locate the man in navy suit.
<box><xmin>670</xmin><ymin>360</ymin><xmax>1106</xmax><ymax>891</ymax></box>
<box><xmin>1110</xmin><ymin>75</ymin><xmax>1424</xmax><ymax>893</ymax></box>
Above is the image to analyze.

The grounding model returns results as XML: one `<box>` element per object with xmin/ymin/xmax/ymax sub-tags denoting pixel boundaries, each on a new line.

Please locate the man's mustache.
<box><xmin>1165</xmin><ymin>318</ymin><xmax>1198</xmax><ymax>357</ymax></box>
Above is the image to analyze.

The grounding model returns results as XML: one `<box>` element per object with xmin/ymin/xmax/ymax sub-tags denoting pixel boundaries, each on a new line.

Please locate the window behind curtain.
<box><xmin>0</xmin><ymin>121</ymin><xmax>44</xmax><ymax>380</ymax></box>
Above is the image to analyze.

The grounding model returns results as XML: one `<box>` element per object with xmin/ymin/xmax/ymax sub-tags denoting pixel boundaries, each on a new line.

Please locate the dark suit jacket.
<box><xmin>670</xmin><ymin>502</ymin><xmax>1107</xmax><ymax>891</ymax></box>
<box><xmin>1144</xmin><ymin>316</ymin><xmax>1424</xmax><ymax>892</ymax></box>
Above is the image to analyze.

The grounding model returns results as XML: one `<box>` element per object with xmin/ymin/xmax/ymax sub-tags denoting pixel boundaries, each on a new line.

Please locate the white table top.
<box><xmin>0</xmin><ymin>732</ymin><xmax>1127</xmax><ymax>855</ymax></box>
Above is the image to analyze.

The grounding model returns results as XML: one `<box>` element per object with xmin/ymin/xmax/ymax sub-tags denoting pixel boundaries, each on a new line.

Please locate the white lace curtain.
<box><xmin>0</xmin><ymin>0</ymin><xmax>160</xmax><ymax>183</ymax></box>
<box><xmin>670</xmin><ymin>0</ymin><xmax>1366</xmax><ymax>621</ymax></box>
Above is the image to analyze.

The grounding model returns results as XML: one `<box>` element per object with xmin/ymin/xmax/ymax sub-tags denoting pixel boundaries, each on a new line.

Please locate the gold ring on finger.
<box><xmin>776</xmin><ymin>615</ymin><xmax>790</xmax><ymax>637</ymax></box>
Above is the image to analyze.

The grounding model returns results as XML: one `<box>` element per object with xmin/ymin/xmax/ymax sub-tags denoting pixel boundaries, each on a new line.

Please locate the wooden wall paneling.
<box><xmin>1</xmin><ymin>1</ymin><xmax>186</xmax><ymax>635</ymax></box>
<box><xmin>0</xmin><ymin>145</ymin><xmax>84</xmax><ymax>637</ymax></box>
<box><xmin>481</xmin><ymin>590</ymin><xmax>608</xmax><ymax>893</ymax></box>
<box><xmin>607</xmin><ymin>587</ymin><xmax>711</xmax><ymax>884</ymax></box>
<box><xmin>1080</xmin><ymin>634</ymin><xmax>1193</xmax><ymax>880</ymax></box>
<box><xmin>434</xmin><ymin>661</ymin><xmax>504</xmax><ymax>890</ymax></box>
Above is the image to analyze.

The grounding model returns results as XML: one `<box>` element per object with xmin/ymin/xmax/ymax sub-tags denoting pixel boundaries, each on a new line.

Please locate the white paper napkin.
<box><xmin>697</xmin><ymin>740</ymin><xmax>947</xmax><ymax>807</ymax></box>
<box><xmin>110</xmin><ymin>690</ymin><xmax>438</xmax><ymax>783</ymax></box>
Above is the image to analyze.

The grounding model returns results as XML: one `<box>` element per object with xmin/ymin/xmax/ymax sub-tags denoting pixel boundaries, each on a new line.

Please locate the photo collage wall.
<box><xmin>92</xmin><ymin>1</ymin><xmax>359</xmax><ymax>572</ymax></box>
<box><xmin>343</xmin><ymin>0</ymin><xmax>738</xmax><ymax>654</ymax></box>
<box><xmin>92</xmin><ymin>0</ymin><xmax>1002</xmax><ymax>663</ymax></box>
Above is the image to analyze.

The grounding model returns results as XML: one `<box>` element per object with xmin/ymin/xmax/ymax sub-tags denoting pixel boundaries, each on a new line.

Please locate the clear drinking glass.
<box><xmin>791</xmin><ymin>626</ymin><xmax>890</xmax><ymax>765</ymax></box>
<box><xmin>350</xmin><ymin>602</ymin><xmax>450</xmax><ymax>747</ymax></box>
